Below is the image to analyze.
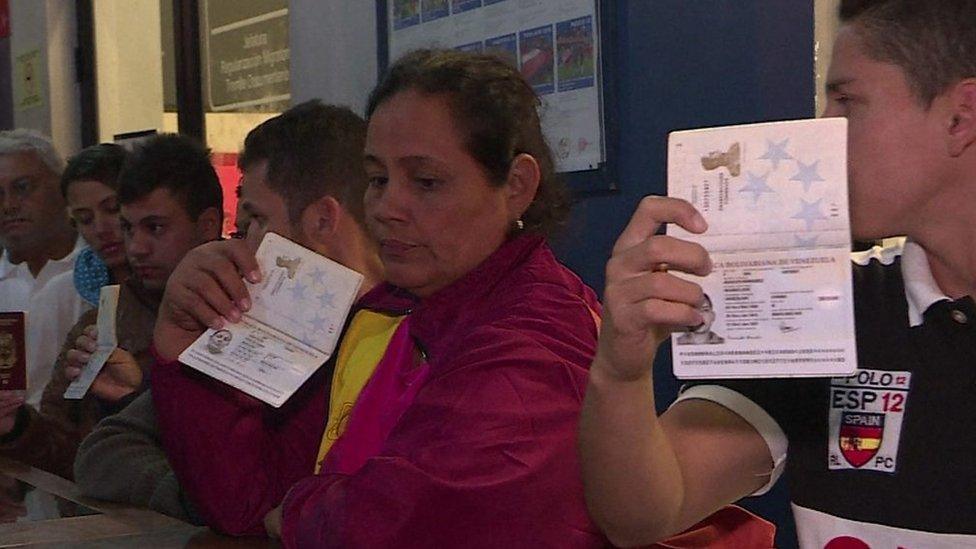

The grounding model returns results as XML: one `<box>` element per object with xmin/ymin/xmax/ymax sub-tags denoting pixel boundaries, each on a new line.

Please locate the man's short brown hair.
<box><xmin>238</xmin><ymin>101</ymin><xmax>368</xmax><ymax>225</ymax></box>
<box><xmin>840</xmin><ymin>0</ymin><xmax>976</xmax><ymax>106</ymax></box>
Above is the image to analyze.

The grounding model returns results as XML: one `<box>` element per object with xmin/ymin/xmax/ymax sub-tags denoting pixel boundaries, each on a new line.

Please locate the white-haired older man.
<box><xmin>0</xmin><ymin>129</ymin><xmax>82</xmax><ymax>409</ymax></box>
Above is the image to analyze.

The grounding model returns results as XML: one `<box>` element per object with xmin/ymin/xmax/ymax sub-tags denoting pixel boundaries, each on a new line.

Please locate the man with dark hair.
<box><xmin>237</xmin><ymin>100</ymin><xmax>370</xmax><ymax>223</ymax></box>
<box><xmin>580</xmin><ymin>0</ymin><xmax>976</xmax><ymax>547</ymax></box>
<box><xmin>227</xmin><ymin>100</ymin><xmax>379</xmax><ymax>277</ymax></box>
<box><xmin>117</xmin><ymin>134</ymin><xmax>223</xmax><ymax>292</ymax></box>
<box><xmin>0</xmin><ymin>134</ymin><xmax>222</xmax><ymax>480</ymax></box>
<box><xmin>74</xmin><ymin>102</ymin><xmax>383</xmax><ymax>526</ymax></box>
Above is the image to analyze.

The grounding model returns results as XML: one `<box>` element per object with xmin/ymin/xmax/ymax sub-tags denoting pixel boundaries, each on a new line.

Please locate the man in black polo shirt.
<box><xmin>579</xmin><ymin>0</ymin><xmax>976</xmax><ymax>547</ymax></box>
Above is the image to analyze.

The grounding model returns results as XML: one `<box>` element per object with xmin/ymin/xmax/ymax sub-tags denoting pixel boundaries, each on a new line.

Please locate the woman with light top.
<box><xmin>62</xmin><ymin>144</ymin><xmax>131</xmax><ymax>300</ymax></box>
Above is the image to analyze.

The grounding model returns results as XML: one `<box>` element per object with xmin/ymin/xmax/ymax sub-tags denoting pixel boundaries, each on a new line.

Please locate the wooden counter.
<box><xmin>0</xmin><ymin>456</ymin><xmax>277</xmax><ymax>548</ymax></box>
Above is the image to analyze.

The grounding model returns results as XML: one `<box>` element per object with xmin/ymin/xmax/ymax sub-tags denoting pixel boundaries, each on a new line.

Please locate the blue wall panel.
<box><xmin>552</xmin><ymin>2</ymin><xmax>816</xmax><ymax>547</ymax></box>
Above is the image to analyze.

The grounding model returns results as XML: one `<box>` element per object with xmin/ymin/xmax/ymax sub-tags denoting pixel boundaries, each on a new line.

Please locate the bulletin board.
<box><xmin>376</xmin><ymin>0</ymin><xmax>618</xmax><ymax>194</ymax></box>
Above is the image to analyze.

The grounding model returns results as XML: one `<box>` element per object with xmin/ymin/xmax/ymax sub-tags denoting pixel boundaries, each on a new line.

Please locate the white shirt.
<box><xmin>0</xmin><ymin>237</ymin><xmax>88</xmax><ymax>406</ymax></box>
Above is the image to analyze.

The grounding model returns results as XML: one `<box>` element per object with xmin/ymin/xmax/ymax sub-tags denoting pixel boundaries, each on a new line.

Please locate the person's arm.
<box><xmin>149</xmin><ymin>232</ymin><xmax>323</xmax><ymax>535</ymax></box>
<box><xmin>578</xmin><ymin>197</ymin><xmax>776</xmax><ymax>547</ymax></box>
<box><xmin>153</xmin><ymin>352</ymin><xmax>330</xmax><ymax>535</ymax></box>
<box><xmin>0</xmin><ymin>312</ymin><xmax>100</xmax><ymax>480</ymax></box>
<box><xmin>279</xmin><ymin>324</ymin><xmax>601</xmax><ymax>548</ymax></box>
<box><xmin>65</xmin><ymin>326</ymin><xmax>145</xmax><ymax>405</ymax></box>
<box><xmin>73</xmin><ymin>390</ymin><xmax>202</xmax><ymax>524</ymax></box>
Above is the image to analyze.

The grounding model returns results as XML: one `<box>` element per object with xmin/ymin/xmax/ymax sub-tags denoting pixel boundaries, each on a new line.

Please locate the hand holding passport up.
<box><xmin>667</xmin><ymin>118</ymin><xmax>857</xmax><ymax>379</ymax></box>
<box><xmin>179</xmin><ymin>232</ymin><xmax>363</xmax><ymax>407</ymax></box>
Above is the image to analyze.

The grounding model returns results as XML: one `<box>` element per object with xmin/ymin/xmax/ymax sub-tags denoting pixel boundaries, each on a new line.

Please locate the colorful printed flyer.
<box><xmin>668</xmin><ymin>118</ymin><xmax>857</xmax><ymax>379</ymax></box>
<box><xmin>455</xmin><ymin>40</ymin><xmax>484</xmax><ymax>53</ymax></box>
<box><xmin>387</xmin><ymin>0</ymin><xmax>603</xmax><ymax>172</ymax></box>
<box><xmin>556</xmin><ymin>16</ymin><xmax>595</xmax><ymax>92</ymax></box>
<box><xmin>393</xmin><ymin>0</ymin><xmax>421</xmax><ymax>30</ymax></box>
<box><xmin>485</xmin><ymin>33</ymin><xmax>518</xmax><ymax>67</ymax></box>
<box><xmin>422</xmin><ymin>0</ymin><xmax>449</xmax><ymax>22</ymax></box>
<box><xmin>451</xmin><ymin>0</ymin><xmax>482</xmax><ymax>14</ymax></box>
<box><xmin>519</xmin><ymin>24</ymin><xmax>555</xmax><ymax>95</ymax></box>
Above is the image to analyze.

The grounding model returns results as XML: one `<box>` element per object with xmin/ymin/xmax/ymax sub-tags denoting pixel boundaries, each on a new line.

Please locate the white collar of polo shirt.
<box><xmin>901</xmin><ymin>239</ymin><xmax>952</xmax><ymax>328</ymax></box>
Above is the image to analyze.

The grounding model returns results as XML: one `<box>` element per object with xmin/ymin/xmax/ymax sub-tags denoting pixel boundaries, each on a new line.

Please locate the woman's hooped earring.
<box><xmin>515</xmin><ymin>219</ymin><xmax>525</xmax><ymax>230</ymax></box>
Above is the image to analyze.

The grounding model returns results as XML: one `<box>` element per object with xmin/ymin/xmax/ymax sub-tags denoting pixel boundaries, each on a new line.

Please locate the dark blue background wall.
<box><xmin>552</xmin><ymin>2</ymin><xmax>816</xmax><ymax>547</ymax></box>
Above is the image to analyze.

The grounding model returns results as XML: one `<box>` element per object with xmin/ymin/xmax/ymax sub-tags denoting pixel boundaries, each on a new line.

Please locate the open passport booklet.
<box><xmin>180</xmin><ymin>232</ymin><xmax>363</xmax><ymax>407</ymax></box>
<box><xmin>667</xmin><ymin>118</ymin><xmax>858</xmax><ymax>379</ymax></box>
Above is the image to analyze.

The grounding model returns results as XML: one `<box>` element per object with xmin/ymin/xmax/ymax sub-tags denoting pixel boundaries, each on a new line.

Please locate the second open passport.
<box><xmin>668</xmin><ymin>118</ymin><xmax>857</xmax><ymax>379</ymax></box>
<box><xmin>180</xmin><ymin>232</ymin><xmax>363</xmax><ymax>407</ymax></box>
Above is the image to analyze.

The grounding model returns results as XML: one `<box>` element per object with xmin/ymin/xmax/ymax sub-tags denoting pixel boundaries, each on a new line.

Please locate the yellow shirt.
<box><xmin>315</xmin><ymin>310</ymin><xmax>405</xmax><ymax>473</ymax></box>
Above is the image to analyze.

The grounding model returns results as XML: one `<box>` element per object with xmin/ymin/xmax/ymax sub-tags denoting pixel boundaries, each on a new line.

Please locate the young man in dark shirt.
<box><xmin>580</xmin><ymin>0</ymin><xmax>976</xmax><ymax>546</ymax></box>
<box><xmin>73</xmin><ymin>101</ymin><xmax>383</xmax><ymax>526</ymax></box>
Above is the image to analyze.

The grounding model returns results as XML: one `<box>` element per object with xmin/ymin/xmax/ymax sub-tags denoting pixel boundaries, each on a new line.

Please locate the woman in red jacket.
<box><xmin>152</xmin><ymin>50</ymin><xmax>772</xmax><ymax>548</ymax></box>
<box><xmin>154</xmin><ymin>49</ymin><xmax>603</xmax><ymax>547</ymax></box>
<box><xmin>278</xmin><ymin>48</ymin><xmax>603</xmax><ymax>547</ymax></box>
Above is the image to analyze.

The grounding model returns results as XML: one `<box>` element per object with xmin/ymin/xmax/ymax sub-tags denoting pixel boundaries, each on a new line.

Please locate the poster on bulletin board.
<box><xmin>383</xmin><ymin>0</ymin><xmax>607</xmax><ymax>175</ymax></box>
<box><xmin>14</xmin><ymin>48</ymin><xmax>45</xmax><ymax>112</ymax></box>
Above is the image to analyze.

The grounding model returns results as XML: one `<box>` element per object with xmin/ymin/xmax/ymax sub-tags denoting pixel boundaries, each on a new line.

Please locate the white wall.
<box><xmin>8</xmin><ymin>0</ymin><xmax>164</xmax><ymax>155</ymax></box>
<box><xmin>94</xmin><ymin>0</ymin><xmax>164</xmax><ymax>143</ymax></box>
<box><xmin>289</xmin><ymin>0</ymin><xmax>377</xmax><ymax>115</ymax></box>
<box><xmin>9</xmin><ymin>0</ymin><xmax>81</xmax><ymax>157</ymax></box>
<box><xmin>8</xmin><ymin>0</ymin><xmax>377</xmax><ymax>158</ymax></box>
<box><xmin>44</xmin><ymin>0</ymin><xmax>80</xmax><ymax>155</ymax></box>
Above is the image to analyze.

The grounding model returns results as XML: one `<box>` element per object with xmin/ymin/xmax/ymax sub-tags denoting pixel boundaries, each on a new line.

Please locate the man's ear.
<box><xmin>196</xmin><ymin>206</ymin><xmax>222</xmax><ymax>241</ymax></box>
<box><xmin>298</xmin><ymin>195</ymin><xmax>342</xmax><ymax>247</ymax></box>
<box><xmin>947</xmin><ymin>78</ymin><xmax>976</xmax><ymax>157</ymax></box>
<box><xmin>505</xmin><ymin>153</ymin><xmax>541</xmax><ymax>223</ymax></box>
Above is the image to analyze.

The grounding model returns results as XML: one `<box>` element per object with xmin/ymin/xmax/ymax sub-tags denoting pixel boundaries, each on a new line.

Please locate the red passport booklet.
<box><xmin>0</xmin><ymin>312</ymin><xmax>26</xmax><ymax>391</ymax></box>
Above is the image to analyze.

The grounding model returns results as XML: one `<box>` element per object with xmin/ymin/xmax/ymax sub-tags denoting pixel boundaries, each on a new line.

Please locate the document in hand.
<box><xmin>0</xmin><ymin>312</ymin><xmax>27</xmax><ymax>390</ymax></box>
<box><xmin>179</xmin><ymin>232</ymin><xmax>363</xmax><ymax>407</ymax></box>
<box><xmin>64</xmin><ymin>285</ymin><xmax>120</xmax><ymax>399</ymax></box>
<box><xmin>667</xmin><ymin>118</ymin><xmax>857</xmax><ymax>378</ymax></box>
